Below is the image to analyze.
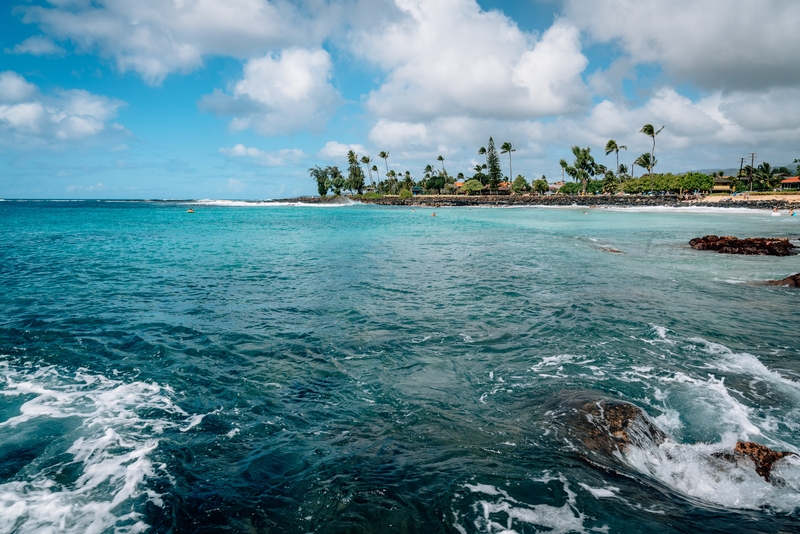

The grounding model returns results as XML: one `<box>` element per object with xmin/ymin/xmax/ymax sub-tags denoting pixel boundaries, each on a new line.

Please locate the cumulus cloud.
<box><xmin>6</xmin><ymin>36</ymin><xmax>65</xmax><ymax>56</ymax></box>
<box><xmin>350</xmin><ymin>0</ymin><xmax>590</xmax><ymax>122</ymax></box>
<box><xmin>0</xmin><ymin>71</ymin><xmax>126</xmax><ymax>145</ymax></box>
<box><xmin>17</xmin><ymin>0</ymin><xmax>335</xmax><ymax>85</ymax></box>
<box><xmin>316</xmin><ymin>141</ymin><xmax>368</xmax><ymax>160</ymax></box>
<box><xmin>219</xmin><ymin>144</ymin><xmax>307</xmax><ymax>166</ymax></box>
<box><xmin>199</xmin><ymin>48</ymin><xmax>340</xmax><ymax>135</ymax></box>
<box><xmin>563</xmin><ymin>0</ymin><xmax>800</xmax><ymax>91</ymax></box>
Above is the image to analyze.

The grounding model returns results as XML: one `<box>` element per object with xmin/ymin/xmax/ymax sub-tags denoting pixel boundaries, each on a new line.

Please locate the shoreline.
<box><xmin>284</xmin><ymin>194</ymin><xmax>800</xmax><ymax>210</ymax></box>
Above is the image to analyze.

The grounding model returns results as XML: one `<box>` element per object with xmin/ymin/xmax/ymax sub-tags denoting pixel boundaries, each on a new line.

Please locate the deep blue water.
<box><xmin>1</xmin><ymin>199</ymin><xmax>800</xmax><ymax>533</ymax></box>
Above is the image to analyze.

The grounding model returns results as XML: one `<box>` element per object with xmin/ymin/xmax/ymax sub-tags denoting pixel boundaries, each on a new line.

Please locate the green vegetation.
<box><xmin>460</xmin><ymin>179</ymin><xmax>483</xmax><ymax>195</ymax></box>
<box><xmin>621</xmin><ymin>173</ymin><xmax>712</xmax><ymax>194</ymax></box>
<box><xmin>311</xmin><ymin>122</ymin><xmax>795</xmax><ymax>199</ymax></box>
<box><xmin>511</xmin><ymin>175</ymin><xmax>528</xmax><ymax>194</ymax></box>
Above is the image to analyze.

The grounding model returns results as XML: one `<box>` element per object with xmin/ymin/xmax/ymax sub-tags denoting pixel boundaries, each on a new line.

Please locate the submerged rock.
<box><xmin>568</xmin><ymin>398</ymin><xmax>666</xmax><ymax>456</ymax></box>
<box><xmin>765</xmin><ymin>272</ymin><xmax>800</xmax><ymax>287</ymax></box>
<box><xmin>689</xmin><ymin>235</ymin><xmax>796</xmax><ymax>256</ymax></box>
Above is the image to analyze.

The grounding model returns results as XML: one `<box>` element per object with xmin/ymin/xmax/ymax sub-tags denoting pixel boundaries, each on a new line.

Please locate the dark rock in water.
<box><xmin>734</xmin><ymin>441</ymin><xmax>797</xmax><ymax>482</ymax></box>
<box><xmin>689</xmin><ymin>235</ymin><xmax>797</xmax><ymax>256</ymax></box>
<box><xmin>570</xmin><ymin>399</ymin><xmax>666</xmax><ymax>456</ymax></box>
<box><xmin>765</xmin><ymin>272</ymin><xmax>800</xmax><ymax>287</ymax></box>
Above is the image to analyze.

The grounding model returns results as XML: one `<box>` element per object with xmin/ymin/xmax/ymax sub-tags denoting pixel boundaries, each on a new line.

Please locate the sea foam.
<box><xmin>0</xmin><ymin>360</ymin><xmax>196</xmax><ymax>533</ymax></box>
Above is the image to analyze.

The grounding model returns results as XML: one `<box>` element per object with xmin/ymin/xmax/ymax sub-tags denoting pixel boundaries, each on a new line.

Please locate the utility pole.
<box><xmin>748</xmin><ymin>153</ymin><xmax>757</xmax><ymax>192</ymax></box>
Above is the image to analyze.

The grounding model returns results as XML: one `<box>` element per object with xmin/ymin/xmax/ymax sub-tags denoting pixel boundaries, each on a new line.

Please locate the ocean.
<box><xmin>1</xmin><ymin>199</ymin><xmax>799</xmax><ymax>533</ymax></box>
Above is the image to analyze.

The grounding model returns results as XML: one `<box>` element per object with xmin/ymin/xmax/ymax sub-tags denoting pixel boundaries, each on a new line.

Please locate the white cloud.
<box><xmin>0</xmin><ymin>71</ymin><xmax>126</xmax><ymax>145</ymax></box>
<box><xmin>219</xmin><ymin>143</ymin><xmax>307</xmax><ymax>166</ymax></box>
<box><xmin>316</xmin><ymin>141</ymin><xmax>368</xmax><ymax>160</ymax></box>
<box><xmin>351</xmin><ymin>0</ymin><xmax>590</xmax><ymax>122</ymax></box>
<box><xmin>6</xmin><ymin>36</ymin><xmax>65</xmax><ymax>56</ymax></box>
<box><xmin>563</xmin><ymin>0</ymin><xmax>800</xmax><ymax>91</ymax></box>
<box><xmin>18</xmin><ymin>0</ymin><xmax>336</xmax><ymax>85</ymax></box>
<box><xmin>199</xmin><ymin>48</ymin><xmax>340</xmax><ymax>135</ymax></box>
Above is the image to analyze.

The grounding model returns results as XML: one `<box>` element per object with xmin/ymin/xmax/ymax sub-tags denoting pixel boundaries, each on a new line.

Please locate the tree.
<box><xmin>511</xmin><ymin>175</ymin><xmax>528</xmax><ymax>194</ymax></box>
<box><xmin>533</xmin><ymin>178</ymin><xmax>549</xmax><ymax>195</ymax></box>
<box><xmin>423</xmin><ymin>164</ymin><xmax>435</xmax><ymax>180</ymax></box>
<box><xmin>605</xmin><ymin>140</ymin><xmax>627</xmax><ymax>180</ymax></box>
<box><xmin>437</xmin><ymin>155</ymin><xmax>446</xmax><ymax>175</ymax></box>
<box><xmin>484</xmin><ymin>137</ymin><xmax>503</xmax><ymax>191</ymax></box>
<box><xmin>602</xmin><ymin>171</ymin><xmax>619</xmax><ymax>193</ymax></box>
<box><xmin>639</xmin><ymin>124</ymin><xmax>664</xmax><ymax>174</ymax></box>
<box><xmin>794</xmin><ymin>158</ymin><xmax>800</xmax><ymax>176</ymax></box>
<box><xmin>500</xmin><ymin>142</ymin><xmax>516</xmax><ymax>182</ymax></box>
<box><xmin>361</xmin><ymin>156</ymin><xmax>375</xmax><ymax>187</ymax></box>
<box><xmin>345</xmin><ymin>150</ymin><xmax>365</xmax><ymax>194</ymax></box>
<box><xmin>308</xmin><ymin>165</ymin><xmax>329</xmax><ymax>196</ymax></box>
<box><xmin>378</xmin><ymin>151</ymin><xmax>390</xmax><ymax>177</ymax></box>
<box><xmin>426</xmin><ymin>174</ymin><xmax>445</xmax><ymax>194</ymax></box>
<box><xmin>461</xmin><ymin>179</ymin><xmax>484</xmax><ymax>195</ymax></box>
<box><xmin>756</xmin><ymin>162</ymin><xmax>784</xmax><ymax>190</ymax></box>
<box><xmin>559</xmin><ymin>146</ymin><xmax>598</xmax><ymax>194</ymax></box>
<box><xmin>634</xmin><ymin>153</ymin><xmax>657</xmax><ymax>193</ymax></box>
<box><xmin>329</xmin><ymin>166</ymin><xmax>345</xmax><ymax>195</ymax></box>
<box><xmin>399</xmin><ymin>188</ymin><xmax>412</xmax><ymax>199</ymax></box>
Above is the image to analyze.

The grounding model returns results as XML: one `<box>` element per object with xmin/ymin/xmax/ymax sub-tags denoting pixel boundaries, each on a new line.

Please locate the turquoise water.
<box><xmin>1</xmin><ymin>200</ymin><xmax>800</xmax><ymax>533</ymax></box>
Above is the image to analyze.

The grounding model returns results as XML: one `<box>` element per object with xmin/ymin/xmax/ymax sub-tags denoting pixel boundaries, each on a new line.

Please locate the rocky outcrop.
<box><xmin>689</xmin><ymin>235</ymin><xmax>797</xmax><ymax>256</ymax></box>
<box><xmin>563</xmin><ymin>394</ymin><xmax>797</xmax><ymax>483</ymax></box>
<box><xmin>765</xmin><ymin>273</ymin><xmax>800</xmax><ymax>286</ymax></box>
<box><xmin>735</xmin><ymin>441</ymin><xmax>797</xmax><ymax>482</ymax></box>
<box><xmin>568</xmin><ymin>398</ymin><xmax>666</xmax><ymax>456</ymax></box>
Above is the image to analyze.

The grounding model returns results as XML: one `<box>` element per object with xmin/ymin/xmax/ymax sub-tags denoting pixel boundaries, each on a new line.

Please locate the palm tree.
<box><xmin>424</xmin><ymin>164</ymin><xmax>435</xmax><ymax>179</ymax></box>
<box><xmin>605</xmin><ymin>140</ymin><xmax>627</xmax><ymax>179</ymax></box>
<box><xmin>437</xmin><ymin>155</ymin><xmax>446</xmax><ymax>175</ymax></box>
<box><xmin>559</xmin><ymin>146</ymin><xmax>597</xmax><ymax>195</ymax></box>
<box><xmin>639</xmin><ymin>124</ymin><xmax>664</xmax><ymax>172</ymax></box>
<box><xmin>361</xmin><ymin>156</ymin><xmax>374</xmax><ymax>187</ymax></box>
<box><xmin>500</xmin><ymin>142</ymin><xmax>515</xmax><ymax>181</ymax></box>
<box><xmin>634</xmin><ymin>153</ymin><xmax>656</xmax><ymax>193</ymax></box>
<box><xmin>378</xmin><ymin>151</ymin><xmax>390</xmax><ymax>177</ymax></box>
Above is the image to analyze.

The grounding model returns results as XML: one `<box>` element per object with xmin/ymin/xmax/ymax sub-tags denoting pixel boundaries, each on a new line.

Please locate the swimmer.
<box><xmin>186</xmin><ymin>209</ymin><xmax>194</xmax><ymax>213</ymax></box>
<box><xmin>582</xmin><ymin>211</ymin><xmax>588</xmax><ymax>215</ymax></box>
<box><xmin>412</xmin><ymin>209</ymin><xmax>415</xmax><ymax>212</ymax></box>
<box><xmin>432</xmin><ymin>212</ymin><xmax>436</xmax><ymax>217</ymax></box>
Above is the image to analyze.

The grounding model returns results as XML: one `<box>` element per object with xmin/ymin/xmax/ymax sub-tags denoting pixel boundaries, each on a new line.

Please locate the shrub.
<box><xmin>399</xmin><ymin>188</ymin><xmax>413</xmax><ymax>199</ymax></box>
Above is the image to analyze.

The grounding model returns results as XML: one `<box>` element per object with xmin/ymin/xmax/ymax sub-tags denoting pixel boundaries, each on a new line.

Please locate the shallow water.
<box><xmin>1</xmin><ymin>200</ymin><xmax>800</xmax><ymax>533</ymax></box>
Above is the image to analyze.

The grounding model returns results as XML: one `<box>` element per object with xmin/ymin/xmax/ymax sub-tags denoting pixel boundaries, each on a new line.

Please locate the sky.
<box><xmin>1</xmin><ymin>0</ymin><xmax>799</xmax><ymax>199</ymax></box>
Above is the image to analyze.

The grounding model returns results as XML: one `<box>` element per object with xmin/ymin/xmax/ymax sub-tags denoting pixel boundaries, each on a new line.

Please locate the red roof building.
<box><xmin>781</xmin><ymin>177</ymin><xmax>800</xmax><ymax>190</ymax></box>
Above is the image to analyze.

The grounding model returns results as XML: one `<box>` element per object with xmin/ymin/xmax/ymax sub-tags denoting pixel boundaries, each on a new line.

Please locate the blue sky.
<box><xmin>1</xmin><ymin>0</ymin><xmax>799</xmax><ymax>199</ymax></box>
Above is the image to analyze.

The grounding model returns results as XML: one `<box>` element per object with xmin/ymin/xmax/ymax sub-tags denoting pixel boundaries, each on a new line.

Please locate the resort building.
<box><xmin>781</xmin><ymin>177</ymin><xmax>800</xmax><ymax>190</ymax></box>
<box><xmin>713</xmin><ymin>176</ymin><xmax>734</xmax><ymax>193</ymax></box>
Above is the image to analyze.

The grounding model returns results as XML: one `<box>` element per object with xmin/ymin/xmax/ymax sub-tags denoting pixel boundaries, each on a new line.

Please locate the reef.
<box><xmin>689</xmin><ymin>235</ymin><xmax>797</xmax><ymax>256</ymax></box>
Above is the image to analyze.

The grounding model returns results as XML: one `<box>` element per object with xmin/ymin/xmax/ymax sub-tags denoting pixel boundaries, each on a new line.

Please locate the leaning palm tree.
<box><xmin>500</xmin><ymin>142</ymin><xmax>515</xmax><ymax>181</ymax></box>
<box><xmin>378</xmin><ymin>151</ymin><xmax>390</xmax><ymax>177</ymax></box>
<box><xmin>605</xmin><ymin>140</ymin><xmax>627</xmax><ymax>179</ymax></box>
<box><xmin>361</xmin><ymin>155</ymin><xmax>374</xmax><ymax>187</ymax></box>
<box><xmin>560</xmin><ymin>146</ymin><xmax>597</xmax><ymax>195</ymax></box>
<box><xmin>639</xmin><ymin>124</ymin><xmax>664</xmax><ymax>172</ymax></box>
<box><xmin>437</xmin><ymin>155</ymin><xmax>446</xmax><ymax>175</ymax></box>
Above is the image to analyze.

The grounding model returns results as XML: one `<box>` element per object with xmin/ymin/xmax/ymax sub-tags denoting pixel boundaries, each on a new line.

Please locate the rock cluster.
<box><xmin>570</xmin><ymin>397</ymin><xmax>796</xmax><ymax>483</ymax></box>
<box><xmin>765</xmin><ymin>273</ymin><xmax>800</xmax><ymax>286</ymax></box>
<box><xmin>689</xmin><ymin>235</ymin><xmax>797</xmax><ymax>256</ymax></box>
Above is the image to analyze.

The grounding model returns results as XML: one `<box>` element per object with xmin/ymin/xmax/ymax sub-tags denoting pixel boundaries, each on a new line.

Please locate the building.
<box><xmin>713</xmin><ymin>176</ymin><xmax>734</xmax><ymax>193</ymax></box>
<box><xmin>781</xmin><ymin>177</ymin><xmax>800</xmax><ymax>191</ymax></box>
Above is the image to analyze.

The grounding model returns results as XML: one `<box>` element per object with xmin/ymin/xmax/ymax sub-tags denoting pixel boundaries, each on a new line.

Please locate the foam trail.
<box><xmin>0</xmin><ymin>361</ymin><xmax>196</xmax><ymax>533</ymax></box>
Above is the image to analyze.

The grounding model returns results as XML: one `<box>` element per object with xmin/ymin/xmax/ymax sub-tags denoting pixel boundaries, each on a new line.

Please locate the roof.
<box><xmin>454</xmin><ymin>182</ymin><xmax>464</xmax><ymax>187</ymax></box>
<box><xmin>781</xmin><ymin>176</ymin><xmax>800</xmax><ymax>183</ymax></box>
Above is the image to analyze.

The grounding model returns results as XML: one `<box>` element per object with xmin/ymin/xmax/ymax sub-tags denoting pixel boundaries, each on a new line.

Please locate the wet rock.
<box><xmin>570</xmin><ymin>399</ymin><xmax>666</xmax><ymax>456</ymax></box>
<box><xmin>734</xmin><ymin>441</ymin><xmax>797</xmax><ymax>482</ymax></box>
<box><xmin>689</xmin><ymin>235</ymin><xmax>797</xmax><ymax>256</ymax></box>
<box><xmin>765</xmin><ymin>272</ymin><xmax>800</xmax><ymax>287</ymax></box>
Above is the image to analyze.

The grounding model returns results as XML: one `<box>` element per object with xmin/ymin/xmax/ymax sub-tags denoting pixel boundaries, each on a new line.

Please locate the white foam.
<box><xmin>458</xmin><ymin>478</ymin><xmax>602</xmax><ymax>534</ymax></box>
<box><xmin>624</xmin><ymin>438</ymin><xmax>800</xmax><ymax>511</ymax></box>
<box><xmin>578</xmin><ymin>483</ymin><xmax>619</xmax><ymax>499</ymax></box>
<box><xmin>0</xmin><ymin>361</ymin><xmax>197</xmax><ymax>533</ymax></box>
